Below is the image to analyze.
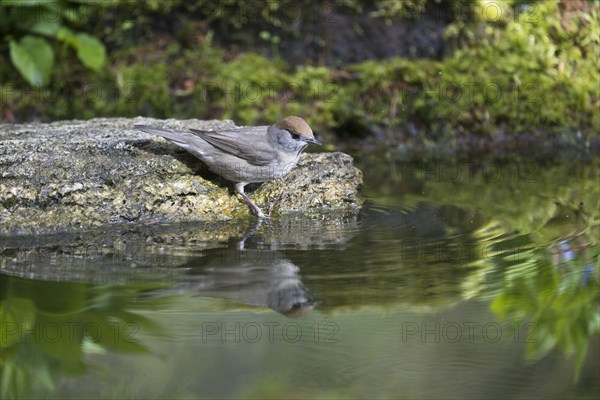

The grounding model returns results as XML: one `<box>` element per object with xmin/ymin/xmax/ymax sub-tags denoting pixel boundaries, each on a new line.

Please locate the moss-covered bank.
<box><xmin>1</xmin><ymin>1</ymin><xmax>598</xmax><ymax>141</ymax></box>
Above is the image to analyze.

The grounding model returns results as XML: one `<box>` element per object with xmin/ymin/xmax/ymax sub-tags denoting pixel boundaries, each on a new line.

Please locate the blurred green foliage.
<box><xmin>0</xmin><ymin>0</ymin><xmax>598</xmax><ymax>137</ymax></box>
<box><xmin>0</xmin><ymin>277</ymin><xmax>167</xmax><ymax>399</ymax></box>
<box><xmin>1</xmin><ymin>0</ymin><xmax>106</xmax><ymax>87</ymax></box>
<box><xmin>489</xmin><ymin>238</ymin><xmax>599</xmax><ymax>378</ymax></box>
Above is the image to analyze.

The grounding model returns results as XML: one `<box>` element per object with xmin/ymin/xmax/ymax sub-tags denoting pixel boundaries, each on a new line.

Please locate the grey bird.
<box><xmin>134</xmin><ymin>116</ymin><xmax>321</xmax><ymax>218</ymax></box>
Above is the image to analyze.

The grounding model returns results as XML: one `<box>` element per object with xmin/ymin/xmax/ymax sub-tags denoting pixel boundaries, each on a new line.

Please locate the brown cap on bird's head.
<box><xmin>276</xmin><ymin>116</ymin><xmax>321</xmax><ymax>145</ymax></box>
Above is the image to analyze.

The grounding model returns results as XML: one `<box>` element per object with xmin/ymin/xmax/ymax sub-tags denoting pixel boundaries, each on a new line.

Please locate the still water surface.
<box><xmin>1</xmin><ymin>156</ymin><xmax>599</xmax><ymax>399</ymax></box>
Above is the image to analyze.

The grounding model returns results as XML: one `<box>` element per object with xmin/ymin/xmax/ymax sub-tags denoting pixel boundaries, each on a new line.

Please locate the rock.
<box><xmin>0</xmin><ymin>118</ymin><xmax>363</xmax><ymax>236</ymax></box>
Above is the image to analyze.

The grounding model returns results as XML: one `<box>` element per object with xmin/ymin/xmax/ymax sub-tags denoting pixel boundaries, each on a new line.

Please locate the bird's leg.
<box><xmin>237</xmin><ymin>218</ymin><xmax>264</xmax><ymax>250</ymax></box>
<box><xmin>235</xmin><ymin>182</ymin><xmax>267</xmax><ymax>218</ymax></box>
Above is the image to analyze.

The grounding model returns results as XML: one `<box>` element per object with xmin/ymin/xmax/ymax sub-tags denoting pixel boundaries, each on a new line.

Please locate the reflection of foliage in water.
<box><xmin>487</xmin><ymin>236</ymin><xmax>599</xmax><ymax>378</ymax></box>
<box><xmin>0</xmin><ymin>278</ymin><xmax>167</xmax><ymax>399</ymax></box>
<box><xmin>359</xmin><ymin>155</ymin><xmax>599</xmax><ymax>375</ymax></box>
<box><xmin>360</xmin><ymin>160</ymin><xmax>599</xmax><ymax>244</ymax></box>
<box><xmin>295</xmin><ymin>203</ymin><xmax>506</xmax><ymax>310</ymax></box>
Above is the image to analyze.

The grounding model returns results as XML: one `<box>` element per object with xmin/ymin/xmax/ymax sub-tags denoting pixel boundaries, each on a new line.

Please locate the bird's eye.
<box><xmin>290</xmin><ymin>132</ymin><xmax>301</xmax><ymax>140</ymax></box>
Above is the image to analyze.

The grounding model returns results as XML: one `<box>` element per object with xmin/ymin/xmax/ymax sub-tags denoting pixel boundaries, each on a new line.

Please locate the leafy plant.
<box><xmin>1</xmin><ymin>0</ymin><xmax>106</xmax><ymax>86</ymax></box>
<box><xmin>489</xmin><ymin>239</ymin><xmax>600</xmax><ymax>379</ymax></box>
<box><xmin>0</xmin><ymin>277</ymin><xmax>167</xmax><ymax>399</ymax></box>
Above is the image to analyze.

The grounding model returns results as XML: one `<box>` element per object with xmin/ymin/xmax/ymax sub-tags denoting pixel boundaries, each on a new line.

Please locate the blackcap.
<box><xmin>134</xmin><ymin>116</ymin><xmax>321</xmax><ymax>218</ymax></box>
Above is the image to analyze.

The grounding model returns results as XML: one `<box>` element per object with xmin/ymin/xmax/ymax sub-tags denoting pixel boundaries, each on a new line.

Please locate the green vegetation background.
<box><xmin>1</xmin><ymin>0</ymin><xmax>598</xmax><ymax>138</ymax></box>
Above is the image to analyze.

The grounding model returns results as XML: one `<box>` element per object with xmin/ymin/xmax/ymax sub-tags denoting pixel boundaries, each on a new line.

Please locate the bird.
<box><xmin>134</xmin><ymin>116</ymin><xmax>321</xmax><ymax>218</ymax></box>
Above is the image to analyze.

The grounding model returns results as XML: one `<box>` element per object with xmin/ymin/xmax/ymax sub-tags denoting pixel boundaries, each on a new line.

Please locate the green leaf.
<box><xmin>29</xmin><ymin>19</ymin><xmax>61</xmax><ymax>37</ymax></box>
<box><xmin>57</xmin><ymin>26</ymin><xmax>76</xmax><ymax>44</ymax></box>
<box><xmin>9</xmin><ymin>36</ymin><xmax>54</xmax><ymax>87</ymax></box>
<box><xmin>73</xmin><ymin>33</ymin><xmax>106</xmax><ymax>71</ymax></box>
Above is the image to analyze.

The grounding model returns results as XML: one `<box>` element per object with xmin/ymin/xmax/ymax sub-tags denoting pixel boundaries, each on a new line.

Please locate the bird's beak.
<box><xmin>305</xmin><ymin>137</ymin><xmax>322</xmax><ymax>145</ymax></box>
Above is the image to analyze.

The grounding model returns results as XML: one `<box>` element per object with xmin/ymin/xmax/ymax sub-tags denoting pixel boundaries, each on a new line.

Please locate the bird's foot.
<box><xmin>256</xmin><ymin>209</ymin><xmax>269</xmax><ymax>219</ymax></box>
<box><xmin>235</xmin><ymin>183</ymin><xmax>269</xmax><ymax>219</ymax></box>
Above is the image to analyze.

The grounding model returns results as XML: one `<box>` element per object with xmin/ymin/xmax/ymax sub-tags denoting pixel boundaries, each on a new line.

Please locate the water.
<box><xmin>1</xmin><ymin>156</ymin><xmax>599</xmax><ymax>399</ymax></box>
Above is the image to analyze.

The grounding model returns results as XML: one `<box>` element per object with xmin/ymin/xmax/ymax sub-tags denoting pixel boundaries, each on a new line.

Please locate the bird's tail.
<box><xmin>134</xmin><ymin>125</ymin><xmax>196</xmax><ymax>149</ymax></box>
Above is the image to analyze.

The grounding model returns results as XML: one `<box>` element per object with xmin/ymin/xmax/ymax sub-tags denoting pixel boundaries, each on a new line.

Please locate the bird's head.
<box><xmin>269</xmin><ymin>116</ymin><xmax>321</xmax><ymax>153</ymax></box>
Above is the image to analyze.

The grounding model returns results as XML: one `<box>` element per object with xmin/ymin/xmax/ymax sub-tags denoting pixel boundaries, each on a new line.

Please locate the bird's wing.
<box><xmin>189</xmin><ymin>128</ymin><xmax>276</xmax><ymax>166</ymax></box>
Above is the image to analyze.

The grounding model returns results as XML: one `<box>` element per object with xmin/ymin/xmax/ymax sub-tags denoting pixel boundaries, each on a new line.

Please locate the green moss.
<box><xmin>2</xmin><ymin>0</ymin><xmax>598</xmax><ymax>138</ymax></box>
<box><xmin>1</xmin><ymin>196</ymin><xmax>17</xmax><ymax>210</ymax></box>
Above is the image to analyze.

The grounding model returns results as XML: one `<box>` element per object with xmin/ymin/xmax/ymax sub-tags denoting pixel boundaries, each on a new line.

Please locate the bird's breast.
<box><xmin>205</xmin><ymin>154</ymin><xmax>299</xmax><ymax>183</ymax></box>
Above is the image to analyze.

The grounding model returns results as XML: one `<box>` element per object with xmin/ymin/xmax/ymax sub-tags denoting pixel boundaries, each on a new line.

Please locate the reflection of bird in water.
<box><xmin>179</xmin><ymin>247</ymin><xmax>317</xmax><ymax>318</ymax></box>
<box><xmin>144</xmin><ymin>215</ymin><xmax>361</xmax><ymax>317</ymax></box>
